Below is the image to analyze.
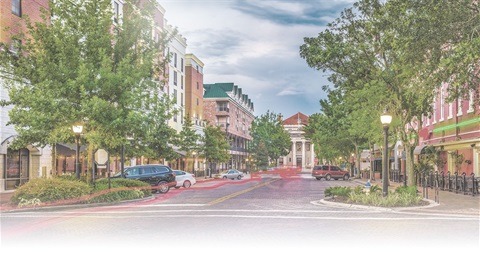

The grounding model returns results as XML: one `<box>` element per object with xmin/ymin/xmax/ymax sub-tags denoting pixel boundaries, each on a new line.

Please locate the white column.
<box><xmin>302</xmin><ymin>140</ymin><xmax>306</xmax><ymax>169</ymax></box>
<box><xmin>474</xmin><ymin>147</ymin><xmax>480</xmax><ymax>177</ymax></box>
<box><xmin>283</xmin><ymin>156</ymin><xmax>287</xmax><ymax>167</ymax></box>
<box><xmin>292</xmin><ymin>141</ymin><xmax>297</xmax><ymax>166</ymax></box>
<box><xmin>311</xmin><ymin>143</ymin><xmax>315</xmax><ymax>167</ymax></box>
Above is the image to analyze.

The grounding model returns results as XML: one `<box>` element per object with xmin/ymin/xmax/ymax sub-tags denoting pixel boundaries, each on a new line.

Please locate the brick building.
<box><xmin>1</xmin><ymin>0</ymin><xmax>49</xmax><ymax>192</ymax></box>
<box><xmin>203</xmin><ymin>83</ymin><xmax>255</xmax><ymax>171</ymax></box>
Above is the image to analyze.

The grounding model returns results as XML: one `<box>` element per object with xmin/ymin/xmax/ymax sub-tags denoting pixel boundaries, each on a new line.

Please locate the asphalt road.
<box><xmin>1</xmin><ymin>175</ymin><xmax>478</xmax><ymax>263</ymax></box>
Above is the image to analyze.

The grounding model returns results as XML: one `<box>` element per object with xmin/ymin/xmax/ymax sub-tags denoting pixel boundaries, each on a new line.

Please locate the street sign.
<box><xmin>94</xmin><ymin>149</ymin><xmax>109</xmax><ymax>165</ymax></box>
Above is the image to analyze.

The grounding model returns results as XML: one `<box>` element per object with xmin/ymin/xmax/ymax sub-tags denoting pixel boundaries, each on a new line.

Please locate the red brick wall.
<box><xmin>185</xmin><ymin>65</ymin><xmax>204</xmax><ymax>120</ymax></box>
<box><xmin>0</xmin><ymin>0</ymin><xmax>49</xmax><ymax>44</ymax></box>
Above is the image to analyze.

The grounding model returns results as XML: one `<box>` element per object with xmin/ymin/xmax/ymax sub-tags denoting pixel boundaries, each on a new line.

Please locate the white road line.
<box><xmin>1</xmin><ymin>214</ymin><xmax>477</xmax><ymax>221</ymax></box>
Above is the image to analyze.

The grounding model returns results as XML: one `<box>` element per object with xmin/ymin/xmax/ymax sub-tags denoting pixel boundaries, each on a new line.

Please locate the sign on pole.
<box><xmin>94</xmin><ymin>149</ymin><xmax>109</xmax><ymax>166</ymax></box>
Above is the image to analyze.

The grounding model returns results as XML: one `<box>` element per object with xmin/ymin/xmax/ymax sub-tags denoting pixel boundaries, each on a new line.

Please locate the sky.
<box><xmin>159</xmin><ymin>0</ymin><xmax>356</xmax><ymax>119</ymax></box>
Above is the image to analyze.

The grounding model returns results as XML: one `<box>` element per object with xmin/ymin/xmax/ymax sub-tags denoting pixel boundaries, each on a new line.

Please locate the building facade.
<box><xmin>1</xmin><ymin>0</ymin><xmax>49</xmax><ymax>192</ymax></box>
<box><xmin>203</xmin><ymin>83</ymin><xmax>255</xmax><ymax>171</ymax></box>
<box><xmin>184</xmin><ymin>53</ymin><xmax>205</xmax><ymax>172</ymax></box>
<box><xmin>279</xmin><ymin>112</ymin><xmax>315</xmax><ymax>171</ymax></box>
<box><xmin>166</xmin><ymin>23</ymin><xmax>187</xmax><ymax>133</ymax></box>
<box><xmin>417</xmin><ymin>84</ymin><xmax>480</xmax><ymax>176</ymax></box>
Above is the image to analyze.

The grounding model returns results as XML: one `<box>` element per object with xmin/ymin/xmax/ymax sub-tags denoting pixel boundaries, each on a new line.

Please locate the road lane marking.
<box><xmin>207</xmin><ymin>179</ymin><xmax>280</xmax><ymax>206</ymax></box>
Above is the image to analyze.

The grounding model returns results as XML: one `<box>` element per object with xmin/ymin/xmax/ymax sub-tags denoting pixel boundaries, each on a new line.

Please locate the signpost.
<box><xmin>95</xmin><ymin>149</ymin><xmax>110</xmax><ymax>188</ymax></box>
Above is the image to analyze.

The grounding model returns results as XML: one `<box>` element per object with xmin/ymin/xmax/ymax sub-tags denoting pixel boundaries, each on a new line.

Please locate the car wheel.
<box><xmin>223</xmin><ymin>176</ymin><xmax>227</xmax><ymax>180</ymax></box>
<box><xmin>325</xmin><ymin>174</ymin><xmax>331</xmax><ymax>181</ymax></box>
<box><xmin>183</xmin><ymin>180</ymin><xmax>191</xmax><ymax>188</ymax></box>
<box><xmin>344</xmin><ymin>174</ymin><xmax>350</xmax><ymax>180</ymax></box>
<box><xmin>156</xmin><ymin>181</ymin><xmax>170</xmax><ymax>194</ymax></box>
<box><xmin>315</xmin><ymin>177</ymin><xmax>321</xmax><ymax>180</ymax></box>
<box><xmin>237</xmin><ymin>175</ymin><xmax>242</xmax><ymax>180</ymax></box>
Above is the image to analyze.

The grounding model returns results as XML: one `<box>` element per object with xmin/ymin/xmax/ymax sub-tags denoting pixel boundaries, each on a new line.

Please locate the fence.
<box><xmin>415</xmin><ymin>171</ymin><xmax>479</xmax><ymax>197</ymax></box>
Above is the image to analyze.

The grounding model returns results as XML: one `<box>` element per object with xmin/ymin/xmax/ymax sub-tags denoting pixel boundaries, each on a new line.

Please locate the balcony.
<box><xmin>216</xmin><ymin>107</ymin><xmax>230</xmax><ymax>116</ymax></box>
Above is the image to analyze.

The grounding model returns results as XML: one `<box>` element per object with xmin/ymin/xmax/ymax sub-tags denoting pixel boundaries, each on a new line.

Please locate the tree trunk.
<box><xmin>405</xmin><ymin>144</ymin><xmax>415</xmax><ymax>186</ymax></box>
<box><xmin>51</xmin><ymin>143</ymin><xmax>57</xmax><ymax>177</ymax></box>
<box><xmin>87</xmin><ymin>143</ymin><xmax>95</xmax><ymax>184</ymax></box>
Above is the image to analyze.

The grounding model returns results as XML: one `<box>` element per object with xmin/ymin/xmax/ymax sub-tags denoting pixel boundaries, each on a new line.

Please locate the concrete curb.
<box><xmin>311</xmin><ymin>197</ymin><xmax>439</xmax><ymax>212</ymax></box>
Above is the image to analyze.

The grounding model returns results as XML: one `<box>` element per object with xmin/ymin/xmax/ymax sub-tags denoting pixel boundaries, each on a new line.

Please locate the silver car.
<box><xmin>221</xmin><ymin>169</ymin><xmax>244</xmax><ymax>180</ymax></box>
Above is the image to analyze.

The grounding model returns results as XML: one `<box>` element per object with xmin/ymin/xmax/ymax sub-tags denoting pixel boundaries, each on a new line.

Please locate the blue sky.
<box><xmin>159</xmin><ymin>0</ymin><xmax>356</xmax><ymax>118</ymax></box>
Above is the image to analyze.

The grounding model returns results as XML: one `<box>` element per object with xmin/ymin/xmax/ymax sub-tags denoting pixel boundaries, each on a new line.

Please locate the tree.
<box><xmin>0</xmin><ymin>0</ymin><xmax>177</xmax><ymax>179</ymax></box>
<box><xmin>178</xmin><ymin>114</ymin><xmax>201</xmax><ymax>172</ymax></box>
<box><xmin>202</xmin><ymin>125</ymin><xmax>230</xmax><ymax>174</ymax></box>
<box><xmin>249</xmin><ymin>111</ymin><xmax>291</xmax><ymax>169</ymax></box>
<box><xmin>300</xmin><ymin>0</ymin><xmax>479</xmax><ymax>185</ymax></box>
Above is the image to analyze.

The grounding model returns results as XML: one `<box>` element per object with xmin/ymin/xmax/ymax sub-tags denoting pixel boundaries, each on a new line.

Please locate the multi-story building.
<box><xmin>203</xmin><ymin>83</ymin><xmax>255</xmax><ymax>171</ymax></box>
<box><xmin>165</xmin><ymin>23</ymin><xmax>187</xmax><ymax>133</ymax></box>
<box><xmin>279</xmin><ymin>112</ymin><xmax>315</xmax><ymax>171</ymax></box>
<box><xmin>185</xmin><ymin>53</ymin><xmax>205</xmax><ymax>135</ymax></box>
<box><xmin>417</xmin><ymin>85</ymin><xmax>480</xmax><ymax>176</ymax></box>
<box><xmin>184</xmin><ymin>53</ymin><xmax>205</xmax><ymax>172</ymax></box>
<box><xmin>0</xmin><ymin>0</ymin><xmax>49</xmax><ymax>192</ymax></box>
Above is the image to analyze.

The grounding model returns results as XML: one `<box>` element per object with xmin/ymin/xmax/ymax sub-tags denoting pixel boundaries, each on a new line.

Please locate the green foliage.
<box><xmin>348</xmin><ymin>191</ymin><xmax>423</xmax><ymax>207</ymax></box>
<box><xmin>324</xmin><ymin>186</ymin><xmax>352</xmax><ymax>197</ymax></box>
<box><xmin>11</xmin><ymin>178</ymin><xmax>92</xmax><ymax>205</ymax></box>
<box><xmin>394</xmin><ymin>186</ymin><xmax>418</xmax><ymax>196</ymax></box>
<box><xmin>250</xmin><ymin>111</ymin><xmax>291</xmax><ymax>168</ymax></box>
<box><xmin>202</xmin><ymin>125</ymin><xmax>230</xmax><ymax>166</ymax></box>
<box><xmin>0</xmin><ymin>0</ymin><xmax>177</xmax><ymax>162</ymax></box>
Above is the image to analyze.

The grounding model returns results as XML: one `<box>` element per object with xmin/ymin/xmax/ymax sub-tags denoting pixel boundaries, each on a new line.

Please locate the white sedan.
<box><xmin>220</xmin><ymin>169</ymin><xmax>244</xmax><ymax>180</ymax></box>
<box><xmin>173</xmin><ymin>170</ymin><xmax>197</xmax><ymax>188</ymax></box>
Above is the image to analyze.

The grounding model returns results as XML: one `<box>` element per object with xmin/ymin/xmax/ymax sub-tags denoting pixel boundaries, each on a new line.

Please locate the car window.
<box><xmin>322</xmin><ymin>166</ymin><xmax>329</xmax><ymax>170</ymax></box>
<box><xmin>174</xmin><ymin>171</ymin><xmax>184</xmax><ymax>175</ymax></box>
<box><xmin>156</xmin><ymin>166</ymin><xmax>170</xmax><ymax>173</ymax></box>
<box><xmin>142</xmin><ymin>167</ymin><xmax>154</xmax><ymax>174</ymax></box>
<box><xmin>331</xmin><ymin>166</ymin><xmax>339</xmax><ymax>171</ymax></box>
<box><xmin>127</xmin><ymin>168</ymin><xmax>139</xmax><ymax>176</ymax></box>
<box><xmin>313</xmin><ymin>166</ymin><xmax>321</xmax><ymax>170</ymax></box>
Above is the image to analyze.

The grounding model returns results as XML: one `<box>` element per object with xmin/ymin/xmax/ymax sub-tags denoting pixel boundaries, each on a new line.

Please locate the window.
<box><xmin>12</xmin><ymin>0</ymin><xmax>21</xmax><ymax>17</ymax></box>
<box><xmin>448</xmin><ymin>102</ymin><xmax>453</xmax><ymax>119</ymax></box>
<box><xmin>180</xmin><ymin>93</ymin><xmax>183</xmax><ymax>106</ymax></box>
<box><xmin>439</xmin><ymin>86</ymin><xmax>445</xmax><ymax>121</ymax></box>
<box><xmin>468</xmin><ymin>90</ymin><xmax>474</xmax><ymax>113</ymax></box>
<box><xmin>113</xmin><ymin>1</ymin><xmax>120</xmax><ymax>23</ymax></box>
<box><xmin>217</xmin><ymin>102</ymin><xmax>228</xmax><ymax>112</ymax></box>
<box><xmin>196</xmin><ymin>82</ymin><xmax>199</xmax><ymax>90</ymax></box>
<box><xmin>174</xmin><ymin>53</ymin><xmax>177</xmax><ymax>67</ymax></box>
<box><xmin>196</xmin><ymin>98</ymin><xmax>199</xmax><ymax>106</ymax></box>
<box><xmin>457</xmin><ymin>98</ymin><xmax>463</xmax><ymax>116</ymax></box>
<box><xmin>173</xmin><ymin>71</ymin><xmax>177</xmax><ymax>86</ymax></box>
<box><xmin>181</xmin><ymin>58</ymin><xmax>184</xmax><ymax>72</ymax></box>
<box><xmin>181</xmin><ymin>76</ymin><xmax>183</xmax><ymax>89</ymax></box>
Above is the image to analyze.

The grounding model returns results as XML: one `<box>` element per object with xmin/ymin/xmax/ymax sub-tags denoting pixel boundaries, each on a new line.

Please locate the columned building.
<box><xmin>279</xmin><ymin>112</ymin><xmax>315</xmax><ymax>170</ymax></box>
<box><xmin>203</xmin><ymin>83</ymin><xmax>254</xmax><ymax>171</ymax></box>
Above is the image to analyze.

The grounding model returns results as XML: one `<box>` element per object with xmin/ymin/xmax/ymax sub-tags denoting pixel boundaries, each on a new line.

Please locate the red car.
<box><xmin>312</xmin><ymin>165</ymin><xmax>350</xmax><ymax>181</ymax></box>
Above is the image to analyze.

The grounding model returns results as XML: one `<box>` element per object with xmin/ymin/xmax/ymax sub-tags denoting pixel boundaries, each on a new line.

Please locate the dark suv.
<box><xmin>312</xmin><ymin>165</ymin><xmax>350</xmax><ymax>181</ymax></box>
<box><xmin>113</xmin><ymin>164</ymin><xmax>177</xmax><ymax>193</ymax></box>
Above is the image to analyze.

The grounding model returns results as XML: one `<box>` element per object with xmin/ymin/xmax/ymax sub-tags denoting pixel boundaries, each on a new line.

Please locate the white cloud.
<box><xmin>159</xmin><ymin>0</ymin><xmax>353</xmax><ymax>117</ymax></box>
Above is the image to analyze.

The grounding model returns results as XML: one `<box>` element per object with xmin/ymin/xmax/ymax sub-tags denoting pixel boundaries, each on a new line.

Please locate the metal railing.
<box><xmin>416</xmin><ymin>171</ymin><xmax>478</xmax><ymax>197</ymax></box>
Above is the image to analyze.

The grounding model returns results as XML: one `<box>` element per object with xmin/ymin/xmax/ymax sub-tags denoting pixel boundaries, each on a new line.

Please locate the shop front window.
<box><xmin>5</xmin><ymin>148</ymin><xmax>29</xmax><ymax>190</ymax></box>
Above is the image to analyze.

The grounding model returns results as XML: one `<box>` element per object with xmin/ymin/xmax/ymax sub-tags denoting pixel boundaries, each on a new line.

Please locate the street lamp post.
<box><xmin>380</xmin><ymin>111</ymin><xmax>392</xmax><ymax>197</ymax></box>
<box><xmin>72</xmin><ymin>124</ymin><xmax>83</xmax><ymax>180</ymax></box>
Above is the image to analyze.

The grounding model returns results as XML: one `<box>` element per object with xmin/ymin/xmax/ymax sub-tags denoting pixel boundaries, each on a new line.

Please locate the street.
<box><xmin>1</xmin><ymin>175</ymin><xmax>479</xmax><ymax>263</ymax></box>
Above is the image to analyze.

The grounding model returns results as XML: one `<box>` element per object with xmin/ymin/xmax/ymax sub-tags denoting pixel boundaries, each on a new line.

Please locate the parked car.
<box><xmin>220</xmin><ymin>169</ymin><xmax>243</xmax><ymax>180</ymax></box>
<box><xmin>173</xmin><ymin>170</ymin><xmax>196</xmax><ymax>189</ymax></box>
<box><xmin>312</xmin><ymin>165</ymin><xmax>350</xmax><ymax>181</ymax></box>
<box><xmin>112</xmin><ymin>164</ymin><xmax>176</xmax><ymax>193</ymax></box>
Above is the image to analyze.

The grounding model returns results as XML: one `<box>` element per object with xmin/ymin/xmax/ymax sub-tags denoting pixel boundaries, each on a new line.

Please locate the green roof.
<box><xmin>203</xmin><ymin>82</ymin><xmax>255</xmax><ymax>112</ymax></box>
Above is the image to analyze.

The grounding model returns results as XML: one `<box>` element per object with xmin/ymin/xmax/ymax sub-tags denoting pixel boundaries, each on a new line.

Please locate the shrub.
<box><xmin>90</xmin><ymin>178</ymin><xmax>152</xmax><ymax>203</ymax></box>
<box><xmin>348</xmin><ymin>190</ymin><xmax>423</xmax><ymax>207</ymax></box>
<box><xmin>11</xmin><ymin>178</ymin><xmax>92</xmax><ymax>205</ymax></box>
<box><xmin>395</xmin><ymin>186</ymin><xmax>418</xmax><ymax>196</ymax></box>
<box><xmin>325</xmin><ymin>186</ymin><xmax>351</xmax><ymax>197</ymax></box>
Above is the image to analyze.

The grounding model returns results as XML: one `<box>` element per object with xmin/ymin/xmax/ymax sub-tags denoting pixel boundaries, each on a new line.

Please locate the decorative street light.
<box><xmin>380</xmin><ymin>111</ymin><xmax>392</xmax><ymax>197</ymax></box>
<box><xmin>72</xmin><ymin>124</ymin><xmax>83</xmax><ymax>179</ymax></box>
